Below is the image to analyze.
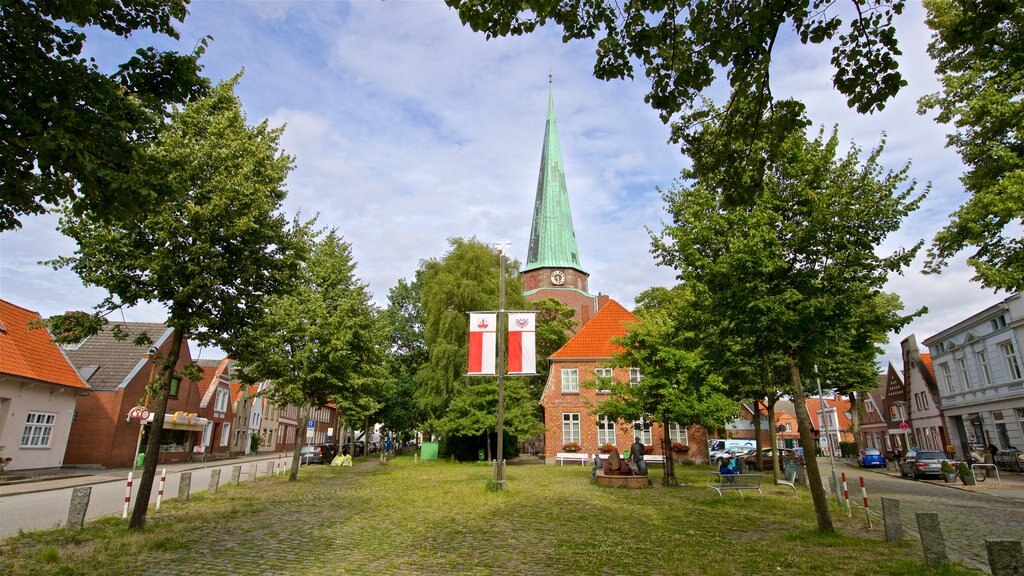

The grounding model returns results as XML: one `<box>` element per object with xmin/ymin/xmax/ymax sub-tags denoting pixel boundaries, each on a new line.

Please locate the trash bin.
<box><xmin>135</xmin><ymin>452</ymin><xmax>145</xmax><ymax>468</ymax></box>
<box><xmin>478</xmin><ymin>449</ymin><xmax>485</xmax><ymax>461</ymax></box>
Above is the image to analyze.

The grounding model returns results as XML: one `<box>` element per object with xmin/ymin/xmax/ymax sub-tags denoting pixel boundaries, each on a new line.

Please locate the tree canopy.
<box><xmin>1</xmin><ymin>0</ymin><xmax>209</xmax><ymax>230</ymax></box>
<box><xmin>654</xmin><ymin>111</ymin><xmax>924</xmax><ymax>532</ymax></box>
<box><xmin>919</xmin><ymin>0</ymin><xmax>1024</xmax><ymax>292</ymax></box>
<box><xmin>238</xmin><ymin>230</ymin><xmax>386</xmax><ymax>480</ymax></box>
<box><xmin>48</xmin><ymin>77</ymin><xmax>304</xmax><ymax>529</ymax></box>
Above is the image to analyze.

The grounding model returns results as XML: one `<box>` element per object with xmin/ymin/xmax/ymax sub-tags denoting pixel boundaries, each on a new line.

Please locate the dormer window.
<box><xmin>991</xmin><ymin>315</ymin><xmax>1008</xmax><ymax>331</ymax></box>
<box><xmin>935</xmin><ymin>342</ymin><xmax>946</xmax><ymax>354</ymax></box>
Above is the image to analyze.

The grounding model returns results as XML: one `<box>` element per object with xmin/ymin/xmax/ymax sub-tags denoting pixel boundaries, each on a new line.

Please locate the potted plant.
<box><xmin>598</xmin><ymin>443</ymin><xmax>615</xmax><ymax>453</ymax></box>
<box><xmin>562</xmin><ymin>442</ymin><xmax>581</xmax><ymax>453</ymax></box>
<box><xmin>940</xmin><ymin>460</ymin><xmax>957</xmax><ymax>483</ymax></box>
<box><xmin>671</xmin><ymin>442</ymin><xmax>688</xmax><ymax>453</ymax></box>
<box><xmin>957</xmin><ymin>461</ymin><xmax>976</xmax><ymax>485</ymax></box>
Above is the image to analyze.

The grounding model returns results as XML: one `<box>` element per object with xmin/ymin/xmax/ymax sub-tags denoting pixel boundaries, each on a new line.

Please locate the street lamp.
<box><xmin>814</xmin><ymin>365</ymin><xmax>841</xmax><ymax>506</ymax></box>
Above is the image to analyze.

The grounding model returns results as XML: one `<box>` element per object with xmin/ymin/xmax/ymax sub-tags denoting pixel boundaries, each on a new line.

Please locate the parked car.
<box><xmin>858</xmin><ymin>448</ymin><xmax>886</xmax><ymax>468</ymax></box>
<box><xmin>299</xmin><ymin>445</ymin><xmax>329</xmax><ymax>465</ymax></box>
<box><xmin>899</xmin><ymin>450</ymin><xmax>947</xmax><ymax>479</ymax></box>
<box><xmin>742</xmin><ymin>448</ymin><xmax>793</xmax><ymax>470</ymax></box>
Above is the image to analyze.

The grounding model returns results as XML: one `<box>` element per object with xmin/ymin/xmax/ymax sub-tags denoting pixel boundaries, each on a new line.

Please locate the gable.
<box><xmin>549</xmin><ymin>299</ymin><xmax>637</xmax><ymax>359</ymax></box>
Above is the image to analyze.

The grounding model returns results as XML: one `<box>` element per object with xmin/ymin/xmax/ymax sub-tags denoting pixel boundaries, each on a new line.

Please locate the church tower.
<box><xmin>521</xmin><ymin>80</ymin><xmax>601</xmax><ymax>325</ymax></box>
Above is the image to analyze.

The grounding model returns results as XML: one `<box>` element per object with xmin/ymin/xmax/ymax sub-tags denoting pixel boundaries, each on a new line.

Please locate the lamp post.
<box><xmin>494</xmin><ymin>241</ymin><xmax>510</xmax><ymax>489</ymax></box>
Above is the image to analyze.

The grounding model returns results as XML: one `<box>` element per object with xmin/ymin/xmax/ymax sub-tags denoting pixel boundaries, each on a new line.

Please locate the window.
<box><xmin>1001</xmin><ymin>342</ymin><xmax>1023</xmax><ymax>380</ymax></box>
<box><xmin>940</xmin><ymin>363</ymin><xmax>955</xmax><ymax>393</ymax></box>
<box><xmin>595</xmin><ymin>368</ymin><xmax>613</xmax><ymax>393</ymax></box>
<box><xmin>562</xmin><ymin>413</ymin><xmax>581</xmax><ymax>445</ymax></box>
<box><xmin>668</xmin><ymin>422</ymin><xmax>688</xmax><ymax>445</ymax></box>
<box><xmin>991</xmin><ymin>315</ymin><xmax>1008</xmax><ymax>331</ymax></box>
<box><xmin>596</xmin><ymin>414</ymin><xmax>616</xmax><ymax>445</ymax></box>
<box><xmin>784</xmin><ymin>423</ymin><xmax>793</xmax><ymax>432</ymax></box>
<box><xmin>935</xmin><ymin>342</ymin><xmax>946</xmax><ymax>354</ymax></box>
<box><xmin>633</xmin><ymin>418</ymin><xmax>652</xmax><ymax>445</ymax></box>
<box><xmin>202</xmin><ymin>422</ymin><xmax>213</xmax><ymax>447</ymax></box>
<box><xmin>978</xmin><ymin>350</ymin><xmax>993</xmax><ymax>385</ymax></box>
<box><xmin>220</xmin><ymin>423</ymin><xmax>231</xmax><ymax>447</ymax></box>
<box><xmin>20</xmin><ymin>412</ymin><xmax>55</xmax><ymax>448</ymax></box>
<box><xmin>215</xmin><ymin>388</ymin><xmax>229</xmax><ymax>413</ymax></box>
<box><xmin>561</xmin><ymin>368</ymin><xmax>579</xmax><ymax>393</ymax></box>
<box><xmin>629</xmin><ymin>368</ymin><xmax>642</xmax><ymax>386</ymax></box>
<box><xmin>169</xmin><ymin>376</ymin><xmax>181</xmax><ymax>398</ymax></box>
<box><xmin>957</xmin><ymin>357</ymin><xmax>971</xmax><ymax>389</ymax></box>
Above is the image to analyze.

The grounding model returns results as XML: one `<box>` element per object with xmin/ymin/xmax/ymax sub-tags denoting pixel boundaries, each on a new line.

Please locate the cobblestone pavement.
<box><xmin>824</xmin><ymin>460</ymin><xmax>1024</xmax><ymax>572</ymax></box>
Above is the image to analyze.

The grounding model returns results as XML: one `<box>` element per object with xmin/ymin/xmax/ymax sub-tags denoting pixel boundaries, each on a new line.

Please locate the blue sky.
<box><xmin>0</xmin><ymin>1</ymin><xmax>1004</xmax><ymax>370</ymax></box>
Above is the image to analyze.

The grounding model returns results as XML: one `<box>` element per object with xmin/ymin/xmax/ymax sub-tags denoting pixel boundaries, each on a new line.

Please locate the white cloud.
<box><xmin>0</xmin><ymin>0</ymin><xmax>1006</xmax><ymax>373</ymax></box>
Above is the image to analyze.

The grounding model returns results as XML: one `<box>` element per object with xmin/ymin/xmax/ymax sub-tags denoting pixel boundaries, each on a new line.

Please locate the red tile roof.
<box><xmin>920</xmin><ymin>353</ymin><xmax>935</xmax><ymax>379</ymax></box>
<box><xmin>550</xmin><ymin>299</ymin><xmax>637</xmax><ymax>359</ymax></box>
<box><xmin>805</xmin><ymin>396</ymin><xmax>854</xmax><ymax>434</ymax></box>
<box><xmin>0</xmin><ymin>300</ymin><xmax>89</xmax><ymax>390</ymax></box>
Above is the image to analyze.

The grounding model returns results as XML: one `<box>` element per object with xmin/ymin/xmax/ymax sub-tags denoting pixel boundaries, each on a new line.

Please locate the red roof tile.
<box><xmin>0</xmin><ymin>300</ymin><xmax>89</xmax><ymax>390</ymax></box>
<box><xmin>550</xmin><ymin>299</ymin><xmax>637</xmax><ymax>359</ymax></box>
<box><xmin>919</xmin><ymin>353</ymin><xmax>935</xmax><ymax>379</ymax></box>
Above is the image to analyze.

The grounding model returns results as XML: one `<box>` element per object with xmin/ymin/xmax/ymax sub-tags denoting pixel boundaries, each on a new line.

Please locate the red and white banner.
<box><xmin>507</xmin><ymin>312</ymin><xmax>536</xmax><ymax>374</ymax></box>
<box><xmin>468</xmin><ymin>313</ymin><xmax>497</xmax><ymax>375</ymax></box>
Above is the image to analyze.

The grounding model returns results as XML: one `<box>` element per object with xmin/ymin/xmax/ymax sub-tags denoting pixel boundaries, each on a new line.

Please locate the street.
<box><xmin>825</xmin><ymin>459</ymin><xmax>1024</xmax><ymax>570</ymax></box>
<box><xmin>0</xmin><ymin>455</ymin><xmax>292</xmax><ymax>540</ymax></box>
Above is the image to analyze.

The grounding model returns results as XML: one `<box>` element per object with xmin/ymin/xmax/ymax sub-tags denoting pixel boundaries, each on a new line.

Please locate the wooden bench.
<box><xmin>707</xmin><ymin>473</ymin><xmax>763</xmax><ymax>499</ymax></box>
<box><xmin>556</xmin><ymin>452</ymin><xmax>590</xmax><ymax>466</ymax></box>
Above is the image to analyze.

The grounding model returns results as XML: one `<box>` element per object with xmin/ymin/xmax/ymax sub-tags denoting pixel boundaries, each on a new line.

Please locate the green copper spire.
<box><xmin>523</xmin><ymin>81</ymin><xmax>583</xmax><ymax>273</ymax></box>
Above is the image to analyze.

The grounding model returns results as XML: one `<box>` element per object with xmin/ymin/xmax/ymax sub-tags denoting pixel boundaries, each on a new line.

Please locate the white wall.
<box><xmin>0</xmin><ymin>377</ymin><xmax>80</xmax><ymax>471</ymax></box>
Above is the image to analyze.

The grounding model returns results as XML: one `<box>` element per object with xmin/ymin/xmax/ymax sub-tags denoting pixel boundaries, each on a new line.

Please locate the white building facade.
<box><xmin>923</xmin><ymin>294</ymin><xmax>1024</xmax><ymax>459</ymax></box>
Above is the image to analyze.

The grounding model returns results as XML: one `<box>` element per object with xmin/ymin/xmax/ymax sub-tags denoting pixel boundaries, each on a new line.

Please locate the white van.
<box><xmin>708</xmin><ymin>439</ymin><xmax>756</xmax><ymax>462</ymax></box>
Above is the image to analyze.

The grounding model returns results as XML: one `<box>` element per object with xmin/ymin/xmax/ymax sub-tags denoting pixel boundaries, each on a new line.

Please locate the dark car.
<box><xmin>858</xmin><ymin>448</ymin><xmax>886</xmax><ymax>468</ymax></box>
<box><xmin>742</xmin><ymin>448</ymin><xmax>792</xmax><ymax>470</ymax></box>
<box><xmin>899</xmin><ymin>450</ymin><xmax>947</xmax><ymax>479</ymax></box>
<box><xmin>299</xmin><ymin>444</ymin><xmax>328</xmax><ymax>465</ymax></box>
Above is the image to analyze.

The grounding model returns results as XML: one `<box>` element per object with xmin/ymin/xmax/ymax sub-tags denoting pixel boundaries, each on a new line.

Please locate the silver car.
<box><xmin>899</xmin><ymin>450</ymin><xmax>947</xmax><ymax>479</ymax></box>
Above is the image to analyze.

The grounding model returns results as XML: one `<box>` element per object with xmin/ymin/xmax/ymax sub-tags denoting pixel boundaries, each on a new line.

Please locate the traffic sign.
<box><xmin>307</xmin><ymin>420</ymin><xmax>315</xmax><ymax>429</ymax></box>
<box><xmin>126</xmin><ymin>406</ymin><xmax>151</xmax><ymax>422</ymax></box>
<box><xmin>899</xmin><ymin>421</ymin><xmax>909</xmax><ymax>430</ymax></box>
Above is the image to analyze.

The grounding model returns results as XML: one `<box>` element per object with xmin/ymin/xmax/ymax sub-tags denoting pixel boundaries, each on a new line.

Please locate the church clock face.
<box><xmin>550</xmin><ymin>270</ymin><xmax>565</xmax><ymax>286</ymax></box>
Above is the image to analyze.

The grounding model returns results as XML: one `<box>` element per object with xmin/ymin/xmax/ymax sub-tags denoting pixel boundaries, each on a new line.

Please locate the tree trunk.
<box><xmin>129</xmin><ymin>327</ymin><xmax>183</xmax><ymax>530</ymax></box>
<box><xmin>752</xmin><ymin>400</ymin><xmax>763</xmax><ymax>471</ymax></box>
<box><xmin>767</xmin><ymin>396</ymin><xmax>780</xmax><ymax>481</ymax></box>
<box><xmin>662</xmin><ymin>415</ymin><xmax>678</xmax><ymax>486</ymax></box>
<box><xmin>849</xmin><ymin>391</ymin><xmax>861</xmax><ymax>449</ymax></box>
<box><xmin>789</xmin><ymin>360</ymin><xmax>834</xmax><ymax>533</ymax></box>
<box><xmin>288</xmin><ymin>405</ymin><xmax>312</xmax><ymax>481</ymax></box>
<box><xmin>485</xmin><ymin>430</ymin><xmax>492</xmax><ymax>462</ymax></box>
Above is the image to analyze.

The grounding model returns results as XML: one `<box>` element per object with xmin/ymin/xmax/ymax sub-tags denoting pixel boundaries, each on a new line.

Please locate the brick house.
<box><xmin>902</xmin><ymin>334</ymin><xmax>946</xmax><ymax>452</ymax></box>
<box><xmin>725</xmin><ymin>401</ymin><xmax>800</xmax><ymax>449</ymax></box>
<box><xmin>539</xmin><ymin>299</ymin><xmax>707</xmax><ymax>464</ymax></box>
<box><xmin>884</xmin><ymin>357</ymin><xmax>913</xmax><ymax>455</ymax></box>
<box><xmin>63</xmin><ymin>322</ymin><xmax>206</xmax><ymax>467</ymax></box>
<box><xmin>856</xmin><ymin>369</ymin><xmax>891</xmax><ymax>452</ymax></box>
<box><xmin>194</xmin><ymin>358</ymin><xmax>235</xmax><ymax>458</ymax></box>
<box><xmin>0</xmin><ymin>299</ymin><xmax>90</xmax><ymax>471</ymax></box>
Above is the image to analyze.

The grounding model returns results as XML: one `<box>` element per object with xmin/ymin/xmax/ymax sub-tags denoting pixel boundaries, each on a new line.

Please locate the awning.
<box><xmin>145</xmin><ymin>411</ymin><xmax>209</xmax><ymax>432</ymax></box>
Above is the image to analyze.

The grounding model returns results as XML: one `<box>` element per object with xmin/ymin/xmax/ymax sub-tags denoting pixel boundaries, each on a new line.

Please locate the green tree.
<box><xmin>1</xmin><ymin>0</ymin><xmax>209</xmax><ymax>230</ymax></box>
<box><xmin>415</xmin><ymin>238</ymin><xmax>536</xmax><ymax>449</ymax></box>
<box><xmin>47</xmin><ymin>78</ymin><xmax>304</xmax><ymax>529</ymax></box>
<box><xmin>238</xmin><ymin>230</ymin><xmax>385</xmax><ymax>479</ymax></box>
<box><xmin>918</xmin><ymin>0</ymin><xmax>1024</xmax><ymax>292</ymax></box>
<box><xmin>377</xmin><ymin>277</ymin><xmax>429</xmax><ymax>442</ymax></box>
<box><xmin>599</xmin><ymin>285</ymin><xmax>736</xmax><ymax>486</ymax></box>
<box><xmin>446</xmin><ymin>0</ymin><xmax>907</xmax><ymax>193</ymax></box>
<box><xmin>653</xmin><ymin>116</ymin><xmax>924</xmax><ymax>532</ymax></box>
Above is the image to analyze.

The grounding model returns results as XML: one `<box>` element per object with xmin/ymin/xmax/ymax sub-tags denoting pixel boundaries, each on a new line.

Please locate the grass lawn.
<box><xmin>0</xmin><ymin>457</ymin><xmax>980</xmax><ymax>575</ymax></box>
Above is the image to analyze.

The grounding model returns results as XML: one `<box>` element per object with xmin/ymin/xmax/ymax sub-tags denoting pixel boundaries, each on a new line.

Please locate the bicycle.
<box><xmin>963</xmin><ymin>455</ymin><xmax>988</xmax><ymax>482</ymax></box>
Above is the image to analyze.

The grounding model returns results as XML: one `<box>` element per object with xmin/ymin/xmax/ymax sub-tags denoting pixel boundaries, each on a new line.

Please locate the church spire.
<box><xmin>523</xmin><ymin>80</ymin><xmax>583</xmax><ymax>273</ymax></box>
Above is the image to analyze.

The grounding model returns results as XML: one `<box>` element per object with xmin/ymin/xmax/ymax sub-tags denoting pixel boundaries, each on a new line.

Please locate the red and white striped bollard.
<box><xmin>841</xmin><ymin>472</ymin><xmax>851</xmax><ymax>517</ymax></box>
<box><xmin>156</xmin><ymin>467</ymin><xmax>167</xmax><ymax>510</ymax></box>
<box><xmin>860</xmin><ymin>476</ymin><xmax>872</xmax><ymax>528</ymax></box>
<box><xmin>121</xmin><ymin>472</ymin><xmax>133</xmax><ymax>519</ymax></box>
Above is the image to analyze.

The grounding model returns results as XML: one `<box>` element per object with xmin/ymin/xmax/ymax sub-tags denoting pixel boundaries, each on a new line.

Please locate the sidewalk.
<box><xmin>0</xmin><ymin>452</ymin><xmax>290</xmax><ymax>497</ymax></box>
<box><xmin>859</xmin><ymin>460</ymin><xmax>1024</xmax><ymax>502</ymax></box>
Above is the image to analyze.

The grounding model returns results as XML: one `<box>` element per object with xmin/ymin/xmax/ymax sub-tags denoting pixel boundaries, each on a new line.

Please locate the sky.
<box><xmin>0</xmin><ymin>1</ymin><xmax>1007</xmax><ymax>371</ymax></box>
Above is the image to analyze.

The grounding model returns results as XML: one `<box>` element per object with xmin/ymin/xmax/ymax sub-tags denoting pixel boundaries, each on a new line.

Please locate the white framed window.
<box><xmin>958</xmin><ymin>357</ymin><xmax>971</xmax><ymax>389</ymax></box>
<box><xmin>202</xmin><ymin>422</ymin><xmax>213</xmax><ymax>447</ymax></box>
<box><xmin>633</xmin><ymin>418</ymin><xmax>652</xmax><ymax>445</ymax></box>
<box><xmin>20</xmin><ymin>411</ymin><xmax>55</xmax><ymax>448</ymax></box>
<box><xmin>596</xmin><ymin>414</ymin><xmax>616</xmax><ymax>445</ymax></box>
<box><xmin>215</xmin><ymin>387</ymin><xmax>229</xmax><ymax>414</ymax></box>
<box><xmin>595</xmin><ymin>368</ymin><xmax>613</xmax><ymax>393</ymax></box>
<box><xmin>629</xmin><ymin>368</ymin><xmax>642</xmax><ymax>386</ymax></box>
<box><xmin>977</xmin><ymin>350</ymin><xmax>993</xmax><ymax>385</ymax></box>
<box><xmin>940</xmin><ymin>363</ymin><xmax>955</xmax><ymax>394</ymax></box>
<box><xmin>561</xmin><ymin>368</ymin><xmax>579</xmax><ymax>393</ymax></box>
<box><xmin>1001</xmin><ymin>342</ymin><xmax>1023</xmax><ymax>380</ymax></box>
<box><xmin>220</xmin><ymin>423</ymin><xmax>231</xmax><ymax>447</ymax></box>
<box><xmin>991</xmin><ymin>315</ymin><xmax>1008</xmax><ymax>331</ymax></box>
<box><xmin>668</xmin><ymin>422</ymin><xmax>688</xmax><ymax>445</ymax></box>
<box><xmin>562</xmin><ymin>413</ymin><xmax>580</xmax><ymax>445</ymax></box>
